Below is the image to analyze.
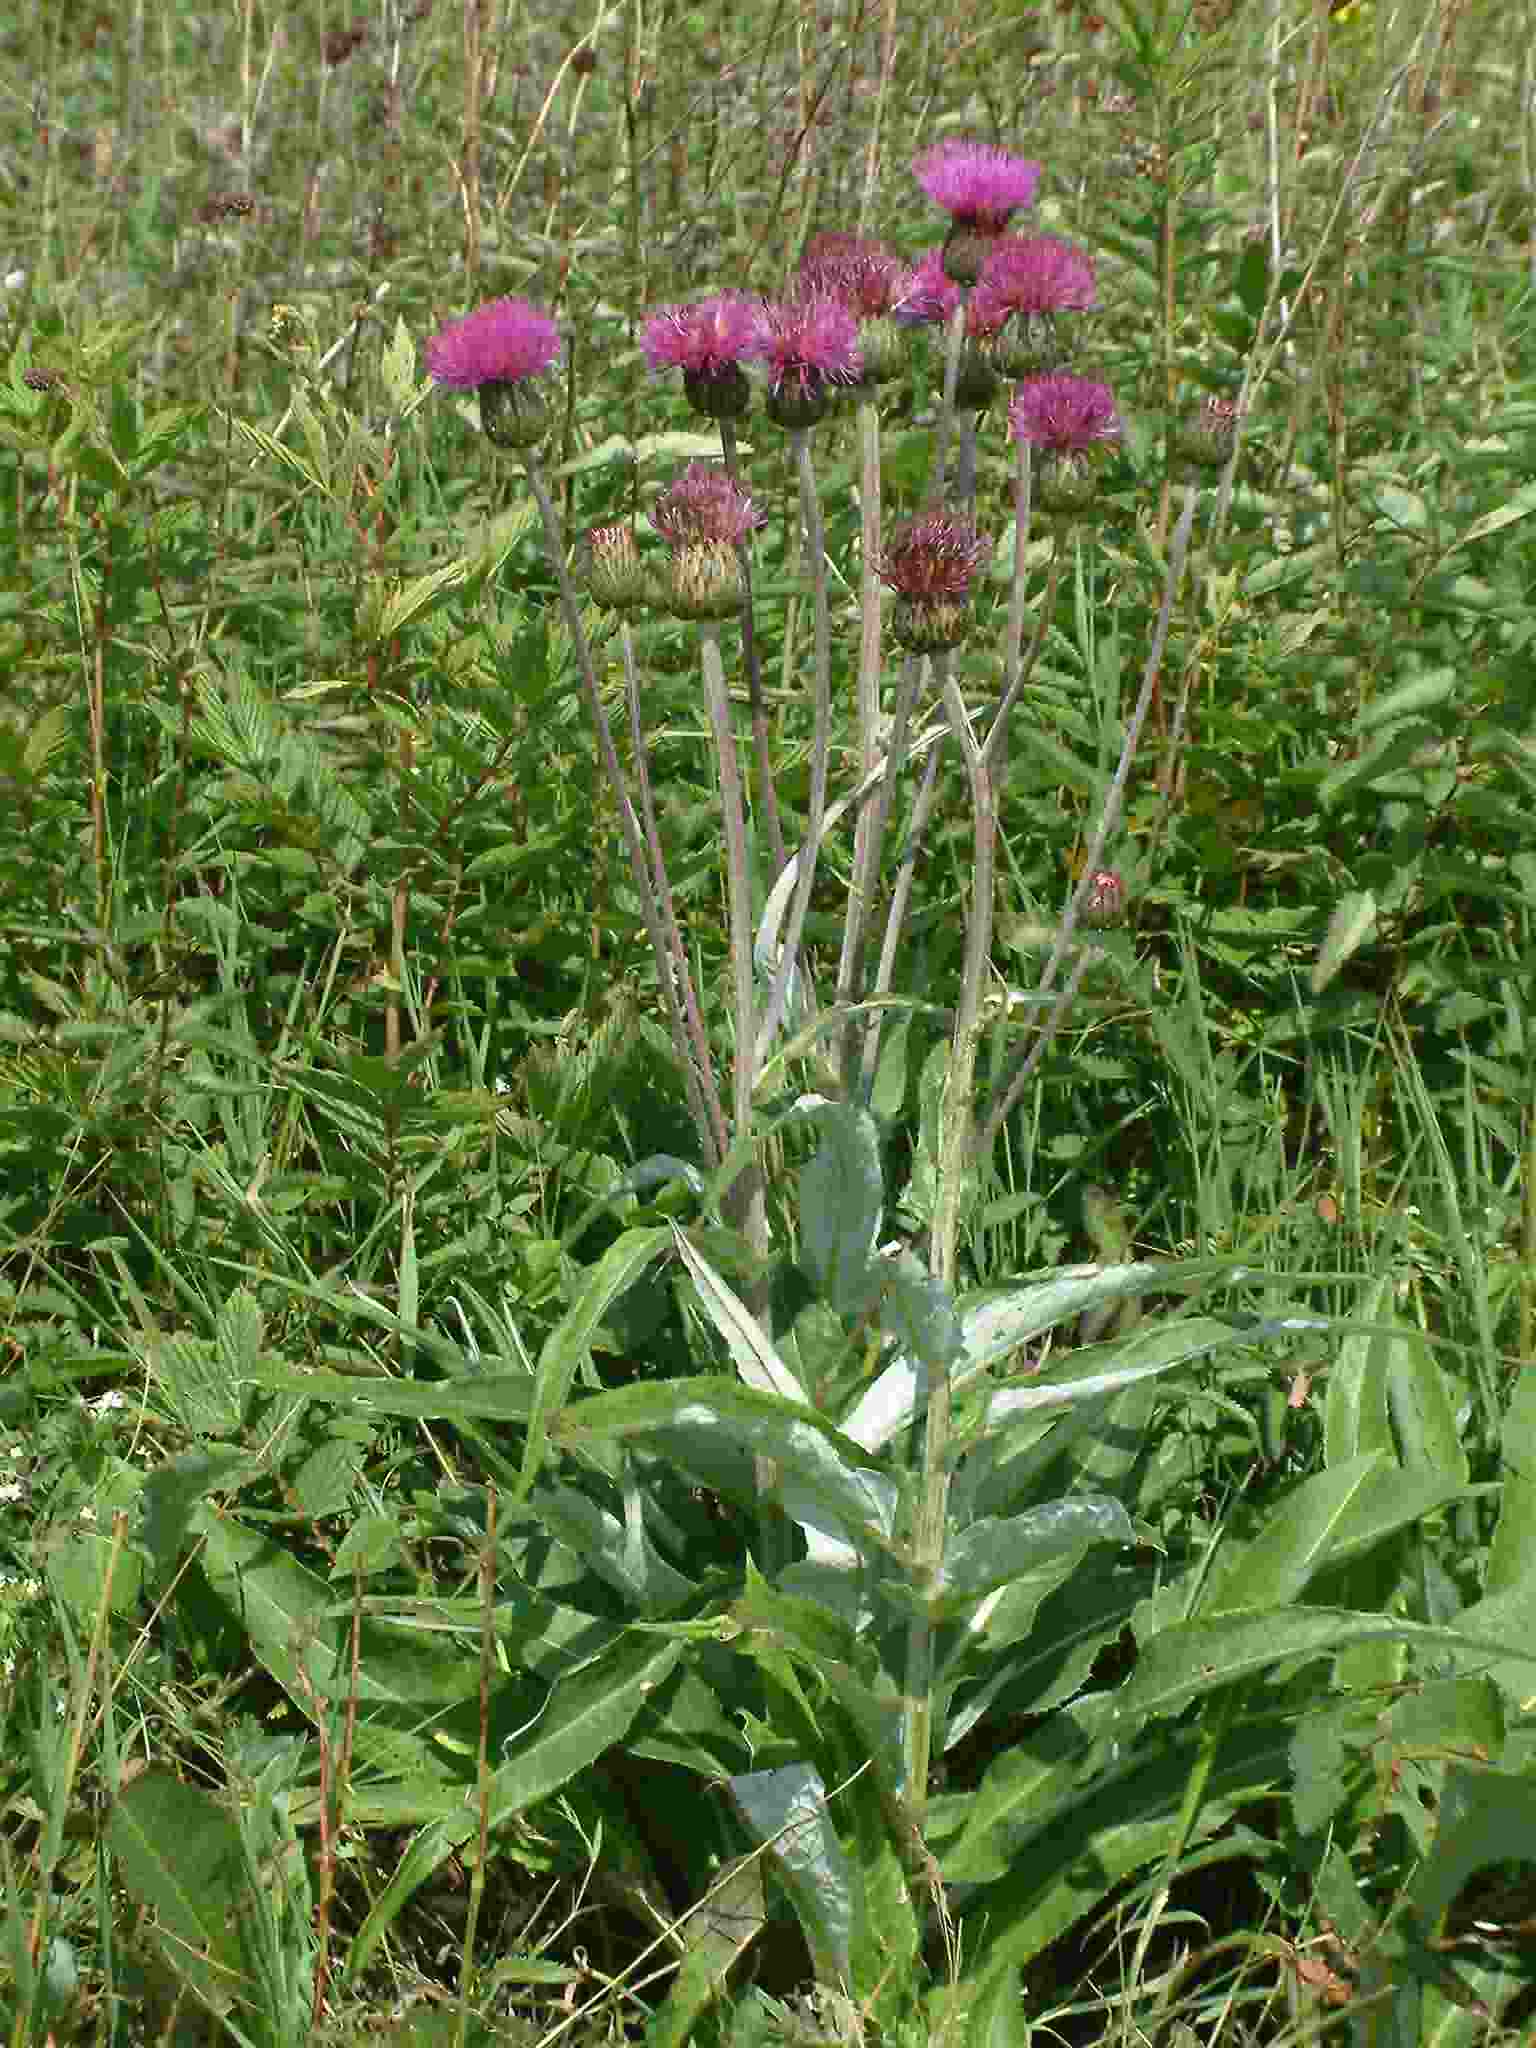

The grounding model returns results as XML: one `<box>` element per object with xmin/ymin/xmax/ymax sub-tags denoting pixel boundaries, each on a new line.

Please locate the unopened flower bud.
<box><xmin>954</xmin><ymin>343</ymin><xmax>1000</xmax><ymax>412</ymax></box>
<box><xmin>854</xmin><ymin>316</ymin><xmax>905</xmax><ymax>386</ymax></box>
<box><xmin>1172</xmin><ymin>395</ymin><xmax>1240</xmax><ymax>476</ymax></box>
<box><xmin>683</xmin><ymin>363</ymin><xmax>752</xmax><ymax>421</ymax></box>
<box><xmin>1034</xmin><ymin>451</ymin><xmax>1102</xmax><ymax>518</ymax></box>
<box><xmin>477</xmin><ymin>377</ymin><xmax>552</xmax><ymax>450</ymax></box>
<box><xmin>1082</xmin><ymin>868</ymin><xmax>1126</xmax><ymax>929</ymax></box>
<box><xmin>582</xmin><ymin>525</ymin><xmax>650</xmax><ymax>612</ymax></box>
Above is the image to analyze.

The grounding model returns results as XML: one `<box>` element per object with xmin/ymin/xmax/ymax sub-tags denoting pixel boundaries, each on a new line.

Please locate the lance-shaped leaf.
<box><xmin>798</xmin><ymin>1103</ymin><xmax>883</xmax><ymax>1315</ymax></box>
<box><xmin>728</xmin><ymin>1764</ymin><xmax>852</xmax><ymax>1983</ymax></box>
<box><xmin>929</xmin><ymin>1497</ymin><xmax>1135</xmax><ymax>1619</ymax></box>
<box><xmin>552</xmin><ymin>1376</ymin><xmax>896</xmax><ymax>1554</ymax></box>
<box><xmin>517</xmin><ymin>1226</ymin><xmax>672</xmax><ymax>1500</ymax></box>
<box><xmin>843</xmin><ymin>1264</ymin><xmax>1253</xmax><ymax>1452</ymax></box>
<box><xmin>672</xmin><ymin>1226</ymin><xmax>805</xmax><ymax>1403</ymax></box>
<box><xmin>1206</xmin><ymin>1452</ymin><xmax>1468</xmax><ymax>1615</ymax></box>
<box><xmin>1118</xmin><ymin>1607</ymin><xmax>1536</xmax><ymax>1724</ymax></box>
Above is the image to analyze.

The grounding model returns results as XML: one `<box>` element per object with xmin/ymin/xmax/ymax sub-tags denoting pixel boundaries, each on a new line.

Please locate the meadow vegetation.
<box><xmin>2</xmin><ymin>1</ymin><xmax>1536</xmax><ymax>2045</ymax></box>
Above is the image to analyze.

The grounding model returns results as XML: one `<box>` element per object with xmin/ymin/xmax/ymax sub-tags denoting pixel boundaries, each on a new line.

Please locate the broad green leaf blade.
<box><xmin>1324</xmin><ymin>1278</ymin><xmax>1397</xmax><ymax>1464</ymax></box>
<box><xmin>728</xmin><ymin>1764</ymin><xmax>852</xmax><ymax>1983</ymax></box>
<box><xmin>1206</xmin><ymin>1454</ymin><xmax>1466</xmax><ymax>1615</ymax></box>
<box><xmin>245</xmin><ymin>1362</ymin><xmax>534</xmax><ymax>1426</ymax></box>
<box><xmin>959</xmin><ymin>1718</ymin><xmax>1290</xmax><ymax>1975</ymax></box>
<box><xmin>488</xmin><ymin>1634</ymin><xmax>682</xmax><ymax>1824</ymax></box>
<box><xmin>932</xmin><ymin>1498</ymin><xmax>1134</xmax><ymax>1618</ymax></box>
<box><xmin>341</xmin><ymin>1634</ymin><xmax>682</xmax><ymax>1987</ymax></box>
<box><xmin>1385</xmin><ymin>1323</ymin><xmax>1468</xmax><ymax>1482</ymax></box>
<box><xmin>107</xmin><ymin>1772</ymin><xmax>247</xmax><ymax>2014</ymax></box>
<box><xmin>732</xmin><ymin>1567</ymin><xmax>906</xmax><ymax>1791</ymax></box>
<box><xmin>518</xmin><ymin>1226</ymin><xmax>671</xmax><ymax>1500</ymax></box>
<box><xmin>673</xmin><ymin>1226</ymin><xmax>806</xmax><ymax>1403</ymax></box>
<box><xmin>194</xmin><ymin>1507</ymin><xmax>483</xmax><ymax>1710</ymax></box>
<box><xmin>554</xmin><ymin>1375</ymin><xmax>896</xmax><ymax>1552</ymax></box>
<box><xmin>843</xmin><ymin>1263</ymin><xmax>1248</xmax><ymax>1452</ymax></box>
<box><xmin>798</xmin><ymin>1103</ymin><xmax>882</xmax><ymax>1315</ymax></box>
<box><xmin>985</xmin><ymin>1316</ymin><xmax>1289</xmax><ymax>1428</ymax></box>
<box><xmin>1119</xmin><ymin>1608</ymin><xmax>1536</xmax><ymax>1723</ymax></box>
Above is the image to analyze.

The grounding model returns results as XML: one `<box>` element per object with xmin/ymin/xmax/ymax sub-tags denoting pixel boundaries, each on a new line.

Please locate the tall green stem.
<box><xmin>835</xmin><ymin>397</ymin><xmax>888</xmax><ymax>1085</ymax></box>
<box><xmin>700</xmin><ymin>625</ymin><xmax>764</xmax><ymax>1255</ymax></box>
<box><xmin>755</xmin><ymin>430</ymin><xmax>833</xmax><ymax>1064</ymax></box>
<box><xmin>904</xmin><ymin>668</ymin><xmax>996</xmax><ymax>1827</ymax></box>
<box><xmin>524</xmin><ymin>456</ymin><xmax>715</xmax><ymax>1161</ymax></box>
<box><xmin>976</xmin><ymin>486</ymin><xmax>1199</xmax><ymax>1160</ymax></box>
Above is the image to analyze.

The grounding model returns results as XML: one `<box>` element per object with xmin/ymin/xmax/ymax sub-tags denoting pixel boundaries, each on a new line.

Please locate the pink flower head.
<box><xmin>913</xmin><ymin>141</ymin><xmax>1041</xmax><ymax>230</ymax></box>
<box><xmin>650</xmin><ymin>462</ymin><xmax>762</xmax><ymax>549</ymax></box>
<box><xmin>799</xmin><ymin>233</ymin><xmax>906</xmax><ymax>319</ymax></box>
<box><xmin>426</xmin><ymin>297</ymin><xmax>561</xmax><ymax>388</ymax></box>
<box><xmin>892</xmin><ymin>247</ymin><xmax>963</xmax><ymax>327</ymax></box>
<box><xmin>639</xmin><ymin>293</ymin><xmax>765</xmax><ymax>377</ymax></box>
<box><xmin>760</xmin><ymin>294</ymin><xmax>862</xmax><ymax>392</ymax></box>
<box><xmin>971</xmin><ymin>235</ymin><xmax>1096</xmax><ymax>325</ymax></box>
<box><xmin>1009</xmin><ymin>374</ymin><xmax>1121</xmax><ymax>454</ymax></box>
<box><xmin>877</xmin><ymin>515</ymin><xmax>989</xmax><ymax>600</ymax></box>
<box><xmin>760</xmin><ymin>293</ymin><xmax>862</xmax><ymax>426</ymax></box>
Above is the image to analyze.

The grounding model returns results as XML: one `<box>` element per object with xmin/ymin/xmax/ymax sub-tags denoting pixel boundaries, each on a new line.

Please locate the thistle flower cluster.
<box><xmin>758</xmin><ymin>294</ymin><xmax>863</xmax><ymax>429</ymax></box>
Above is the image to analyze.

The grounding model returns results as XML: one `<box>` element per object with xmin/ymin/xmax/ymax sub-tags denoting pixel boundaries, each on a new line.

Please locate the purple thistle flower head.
<box><xmin>892</xmin><ymin>247</ymin><xmax>963</xmax><ymax>327</ymax></box>
<box><xmin>650</xmin><ymin>462</ymin><xmax>762</xmax><ymax>550</ymax></box>
<box><xmin>425</xmin><ymin>297</ymin><xmax>562</xmax><ymax>389</ymax></box>
<box><xmin>799</xmin><ymin>233</ymin><xmax>906</xmax><ymax>320</ymax></box>
<box><xmin>640</xmin><ymin>294</ymin><xmax>765</xmax><ymax>376</ymax></box>
<box><xmin>879</xmin><ymin>515</ymin><xmax>990</xmax><ymax>652</ymax></box>
<box><xmin>913</xmin><ymin>141</ymin><xmax>1041</xmax><ymax>230</ymax></box>
<box><xmin>760</xmin><ymin>294</ymin><xmax>862</xmax><ymax>428</ymax></box>
<box><xmin>1009</xmin><ymin>374</ymin><xmax>1121</xmax><ymax>454</ymax></box>
<box><xmin>640</xmin><ymin>293</ymin><xmax>764</xmax><ymax>421</ymax></box>
<box><xmin>878</xmin><ymin>515</ymin><xmax>989</xmax><ymax>601</ymax></box>
<box><xmin>973</xmin><ymin>235</ymin><xmax>1096</xmax><ymax>320</ymax></box>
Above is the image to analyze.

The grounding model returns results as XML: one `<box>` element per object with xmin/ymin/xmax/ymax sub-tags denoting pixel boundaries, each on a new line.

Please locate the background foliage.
<box><xmin>2</xmin><ymin>0</ymin><xmax>1535</xmax><ymax>2045</ymax></box>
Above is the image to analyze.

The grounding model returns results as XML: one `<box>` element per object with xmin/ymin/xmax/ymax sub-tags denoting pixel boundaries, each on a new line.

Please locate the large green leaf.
<box><xmin>107</xmin><ymin>1772</ymin><xmax>247</xmax><ymax>2015</ymax></box>
<box><xmin>1205</xmin><ymin>1453</ymin><xmax>1466</xmax><ymax>1614</ymax></box>
<box><xmin>517</xmin><ymin>1226</ymin><xmax>671</xmax><ymax>1500</ymax></box>
<box><xmin>673</xmin><ymin>1227</ymin><xmax>806</xmax><ymax>1403</ymax></box>
<box><xmin>554</xmin><ymin>1376</ymin><xmax>896</xmax><ymax>1553</ymax></box>
<box><xmin>647</xmin><ymin>1857</ymin><xmax>766</xmax><ymax>2048</ymax></box>
<box><xmin>798</xmin><ymin>1103</ymin><xmax>883</xmax><ymax>1316</ymax></box>
<box><xmin>1120</xmin><ymin>1607</ymin><xmax>1536</xmax><ymax>1722</ymax></box>
<box><xmin>194</xmin><ymin>1507</ymin><xmax>481</xmax><ymax>1710</ymax></box>
<box><xmin>341</xmin><ymin>1633</ymin><xmax>683</xmax><ymax>1986</ymax></box>
<box><xmin>958</xmin><ymin>1716</ymin><xmax>1291</xmax><ymax>1975</ymax></box>
<box><xmin>930</xmin><ymin>1497</ymin><xmax>1134</xmax><ymax>1618</ymax></box>
<box><xmin>1486</xmin><ymin>1366</ymin><xmax>1536</xmax><ymax>1597</ymax></box>
<box><xmin>728</xmin><ymin>1764</ymin><xmax>852</xmax><ymax>1983</ymax></box>
<box><xmin>1323</xmin><ymin>1277</ymin><xmax>1396</xmax><ymax>1464</ymax></box>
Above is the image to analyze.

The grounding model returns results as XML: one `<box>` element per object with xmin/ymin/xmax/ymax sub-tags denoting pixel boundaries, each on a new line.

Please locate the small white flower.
<box><xmin>0</xmin><ymin>1481</ymin><xmax>24</xmax><ymax>1505</ymax></box>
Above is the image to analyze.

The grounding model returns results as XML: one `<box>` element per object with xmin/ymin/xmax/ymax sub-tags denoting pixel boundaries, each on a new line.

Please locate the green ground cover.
<box><xmin>2</xmin><ymin>1</ymin><xmax>1535</xmax><ymax>2044</ymax></box>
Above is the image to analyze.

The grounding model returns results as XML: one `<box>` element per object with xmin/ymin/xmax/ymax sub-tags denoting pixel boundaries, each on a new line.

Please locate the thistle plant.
<box><xmin>425</xmin><ymin>126</ymin><xmax>1200</xmax><ymax>1853</ymax></box>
